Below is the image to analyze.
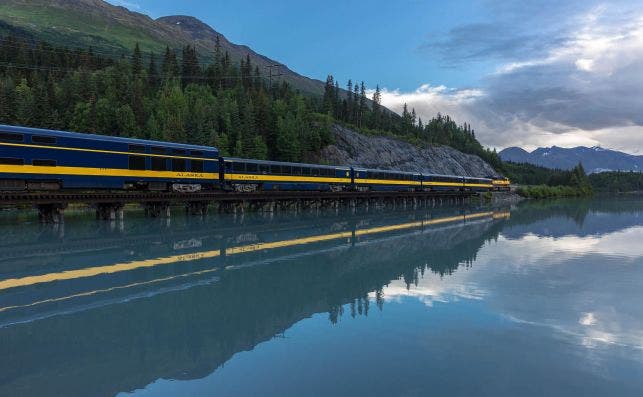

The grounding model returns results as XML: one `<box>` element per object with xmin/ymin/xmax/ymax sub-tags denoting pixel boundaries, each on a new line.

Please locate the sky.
<box><xmin>107</xmin><ymin>0</ymin><xmax>643</xmax><ymax>154</ymax></box>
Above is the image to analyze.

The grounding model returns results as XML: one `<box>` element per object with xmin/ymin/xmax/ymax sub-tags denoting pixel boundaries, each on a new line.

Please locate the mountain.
<box><xmin>500</xmin><ymin>146</ymin><xmax>643</xmax><ymax>173</ymax></box>
<box><xmin>0</xmin><ymin>0</ymin><xmax>324</xmax><ymax>94</ymax></box>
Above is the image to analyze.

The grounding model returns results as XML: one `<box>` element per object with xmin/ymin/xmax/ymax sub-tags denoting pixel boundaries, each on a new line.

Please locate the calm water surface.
<box><xmin>1</xmin><ymin>197</ymin><xmax>642</xmax><ymax>396</ymax></box>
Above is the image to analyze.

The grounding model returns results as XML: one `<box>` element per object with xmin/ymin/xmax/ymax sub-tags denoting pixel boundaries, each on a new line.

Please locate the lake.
<box><xmin>1</xmin><ymin>197</ymin><xmax>642</xmax><ymax>396</ymax></box>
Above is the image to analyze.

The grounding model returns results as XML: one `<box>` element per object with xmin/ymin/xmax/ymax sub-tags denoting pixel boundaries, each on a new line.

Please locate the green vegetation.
<box><xmin>0</xmin><ymin>33</ymin><xmax>625</xmax><ymax>199</ymax></box>
<box><xmin>0</xmin><ymin>5</ymin><xmax>168</xmax><ymax>54</ymax></box>
<box><xmin>515</xmin><ymin>163</ymin><xmax>593</xmax><ymax>198</ymax></box>
<box><xmin>502</xmin><ymin>161</ymin><xmax>580</xmax><ymax>185</ymax></box>
<box><xmin>589</xmin><ymin>171</ymin><xmax>643</xmax><ymax>193</ymax></box>
<box><xmin>0</xmin><ymin>35</ymin><xmax>508</xmax><ymax>166</ymax></box>
<box><xmin>322</xmin><ymin>76</ymin><xmax>504</xmax><ymax>170</ymax></box>
<box><xmin>0</xmin><ymin>36</ymin><xmax>335</xmax><ymax>161</ymax></box>
<box><xmin>516</xmin><ymin>185</ymin><xmax>589</xmax><ymax>198</ymax></box>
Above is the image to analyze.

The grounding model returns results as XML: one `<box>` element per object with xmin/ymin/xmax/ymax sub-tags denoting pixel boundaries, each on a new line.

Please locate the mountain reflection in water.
<box><xmin>1</xmin><ymin>198</ymin><xmax>642</xmax><ymax>397</ymax></box>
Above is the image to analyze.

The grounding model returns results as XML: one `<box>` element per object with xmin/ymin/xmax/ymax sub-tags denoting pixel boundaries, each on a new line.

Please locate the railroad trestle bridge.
<box><xmin>0</xmin><ymin>190</ymin><xmax>480</xmax><ymax>223</ymax></box>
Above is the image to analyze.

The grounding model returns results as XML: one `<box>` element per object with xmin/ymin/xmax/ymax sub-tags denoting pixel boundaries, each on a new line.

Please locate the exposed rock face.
<box><xmin>312</xmin><ymin>125</ymin><xmax>501</xmax><ymax>178</ymax></box>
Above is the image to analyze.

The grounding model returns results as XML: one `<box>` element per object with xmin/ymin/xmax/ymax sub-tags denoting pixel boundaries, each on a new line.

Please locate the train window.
<box><xmin>302</xmin><ymin>167</ymin><xmax>311</xmax><ymax>176</ymax></box>
<box><xmin>32</xmin><ymin>159</ymin><xmax>56</xmax><ymax>166</ymax></box>
<box><xmin>259</xmin><ymin>164</ymin><xmax>269</xmax><ymax>174</ymax></box>
<box><xmin>151</xmin><ymin>157</ymin><xmax>167</xmax><ymax>171</ymax></box>
<box><xmin>173</xmin><ymin>149</ymin><xmax>187</xmax><ymax>155</ymax></box>
<box><xmin>282</xmin><ymin>165</ymin><xmax>292</xmax><ymax>175</ymax></box>
<box><xmin>151</xmin><ymin>147</ymin><xmax>166</xmax><ymax>155</ymax></box>
<box><xmin>129</xmin><ymin>155</ymin><xmax>146</xmax><ymax>170</ymax></box>
<box><xmin>232</xmin><ymin>162</ymin><xmax>245</xmax><ymax>172</ymax></box>
<box><xmin>32</xmin><ymin>135</ymin><xmax>56</xmax><ymax>145</ymax></box>
<box><xmin>191</xmin><ymin>160</ymin><xmax>204</xmax><ymax>173</ymax></box>
<box><xmin>311</xmin><ymin>168</ymin><xmax>320</xmax><ymax>176</ymax></box>
<box><xmin>172</xmin><ymin>158</ymin><xmax>186</xmax><ymax>172</ymax></box>
<box><xmin>293</xmin><ymin>167</ymin><xmax>302</xmax><ymax>175</ymax></box>
<box><xmin>246</xmin><ymin>163</ymin><xmax>258</xmax><ymax>173</ymax></box>
<box><xmin>0</xmin><ymin>132</ymin><xmax>23</xmax><ymax>142</ymax></box>
<box><xmin>0</xmin><ymin>157</ymin><xmax>23</xmax><ymax>165</ymax></box>
<box><xmin>129</xmin><ymin>144</ymin><xmax>146</xmax><ymax>153</ymax></box>
<box><xmin>190</xmin><ymin>150</ymin><xmax>203</xmax><ymax>157</ymax></box>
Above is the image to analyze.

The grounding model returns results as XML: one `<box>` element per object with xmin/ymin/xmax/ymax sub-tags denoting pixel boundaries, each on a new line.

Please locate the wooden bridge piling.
<box><xmin>4</xmin><ymin>190</ymin><xmax>481</xmax><ymax>223</ymax></box>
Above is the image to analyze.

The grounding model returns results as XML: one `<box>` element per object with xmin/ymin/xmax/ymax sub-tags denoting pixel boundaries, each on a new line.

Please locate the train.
<box><xmin>0</xmin><ymin>124</ymin><xmax>509</xmax><ymax>193</ymax></box>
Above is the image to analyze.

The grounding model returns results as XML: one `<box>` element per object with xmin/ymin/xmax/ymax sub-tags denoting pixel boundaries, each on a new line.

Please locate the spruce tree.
<box><xmin>148</xmin><ymin>52</ymin><xmax>158</xmax><ymax>90</ymax></box>
<box><xmin>358</xmin><ymin>81</ymin><xmax>366</xmax><ymax>127</ymax></box>
<box><xmin>131</xmin><ymin>43</ymin><xmax>143</xmax><ymax>76</ymax></box>
<box><xmin>14</xmin><ymin>78</ymin><xmax>33</xmax><ymax>126</ymax></box>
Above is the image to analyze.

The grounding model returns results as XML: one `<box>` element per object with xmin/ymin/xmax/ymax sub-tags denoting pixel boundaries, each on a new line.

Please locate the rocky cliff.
<box><xmin>311</xmin><ymin>125</ymin><xmax>501</xmax><ymax>178</ymax></box>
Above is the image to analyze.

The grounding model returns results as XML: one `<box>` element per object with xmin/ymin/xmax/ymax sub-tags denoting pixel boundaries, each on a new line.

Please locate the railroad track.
<box><xmin>0</xmin><ymin>190</ymin><xmax>477</xmax><ymax>205</ymax></box>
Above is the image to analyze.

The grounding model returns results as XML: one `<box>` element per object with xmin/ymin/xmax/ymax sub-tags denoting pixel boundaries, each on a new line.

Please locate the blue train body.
<box><xmin>0</xmin><ymin>124</ymin><xmax>496</xmax><ymax>193</ymax></box>
<box><xmin>0</xmin><ymin>125</ymin><xmax>219</xmax><ymax>191</ymax></box>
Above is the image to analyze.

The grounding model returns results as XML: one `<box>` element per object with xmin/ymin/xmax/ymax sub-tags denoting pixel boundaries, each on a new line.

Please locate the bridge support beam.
<box><xmin>186</xmin><ymin>201</ymin><xmax>209</xmax><ymax>216</ymax></box>
<box><xmin>219</xmin><ymin>201</ymin><xmax>245</xmax><ymax>214</ymax></box>
<box><xmin>95</xmin><ymin>203</ymin><xmax>124</xmax><ymax>221</ymax></box>
<box><xmin>36</xmin><ymin>203</ymin><xmax>66</xmax><ymax>224</ymax></box>
<box><xmin>144</xmin><ymin>202</ymin><xmax>171</xmax><ymax>218</ymax></box>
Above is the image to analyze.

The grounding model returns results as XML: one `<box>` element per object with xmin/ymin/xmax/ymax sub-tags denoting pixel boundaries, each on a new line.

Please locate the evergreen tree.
<box><xmin>181</xmin><ymin>45</ymin><xmax>200</xmax><ymax>87</ymax></box>
<box><xmin>161</xmin><ymin>46</ymin><xmax>179</xmax><ymax>80</ymax></box>
<box><xmin>131</xmin><ymin>43</ymin><xmax>143</xmax><ymax>76</ymax></box>
<box><xmin>371</xmin><ymin>84</ymin><xmax>381</xmax><ymax>129</ymax></box>
<box><xmin>358</xmin><ymin>81</ymin><xmax>366</xmax><ymax>127</ymax></box>
<box><xmin>353</xmin><ymin>83</ymin><xmax>359</xmax><ymax>123</ymax></box>
<box><xmin>14</xmin><ymin>78</ymin><xmax>33</xmax><ymax>125</ymax></box>
<box><xmin>145</xmin><ymin>113</ymin><xmax>161</xmax><ymax>140</ymax></box>
<box><xmin>346</xmin><ymin>79</ymin><xmax>353</xmax><ymax>123</ymax></box>
<box><xmin>157</xmin><ymin>81</ymin><xmax>187</xmax><ymax>142</ymax></box>
<box><xmin>147</xmin><ymin>52</ymin><xmax>158</xmax><ymax>90</ymax></box>
<box><xmin>0</xmin><ymin>78</ymin><xmax>15</xmax><ymax>124</ymax></box>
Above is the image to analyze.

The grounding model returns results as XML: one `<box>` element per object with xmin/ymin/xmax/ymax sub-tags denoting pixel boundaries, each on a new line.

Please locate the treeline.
<box><xmin>589</xmin><ymin>171</ymin><xmax>643</xmax><ymax>193</ymax></box>
<box><xmin>321</xmin><ymin>75</ymin><xmax>504</xmax><ymax>170</ymax></box>
<box><xmin>0</xmin><ymin>34</ymin><xmax>576</xmax><ymax>183</ymax></box>
<box><xmin>510</xmin><ymin>162</ymin><xmax>593</xmax><ymax>198</ymax></box>
<box><xmin>0</xmin><ymin>35</ymin><xmax>334</xmax><ymax>161</ymax></box>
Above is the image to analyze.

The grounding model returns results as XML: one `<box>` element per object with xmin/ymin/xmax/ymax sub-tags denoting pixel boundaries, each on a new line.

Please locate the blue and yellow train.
<box><xmin>0</xmin><ymin>125</ymin><xmax>505</xmax><ymax>193</ymax></box>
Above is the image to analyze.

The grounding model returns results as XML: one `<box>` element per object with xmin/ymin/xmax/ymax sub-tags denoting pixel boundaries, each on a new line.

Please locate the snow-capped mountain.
<box><xmin>499</xmin><ymin>146</ymin><xmax>643</xmax><ymax>173</ymax></box>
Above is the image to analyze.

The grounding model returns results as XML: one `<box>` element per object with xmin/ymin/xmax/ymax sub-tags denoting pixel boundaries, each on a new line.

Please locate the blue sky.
<box><xmin>113</xmin><ymin>0</ymin><xmax>492</xmax><ymax>90</ymax></box>
<box><xmin>109</xmin><ymin>0</ymin><xmax>643</xmax><ymax>153</ymax></box>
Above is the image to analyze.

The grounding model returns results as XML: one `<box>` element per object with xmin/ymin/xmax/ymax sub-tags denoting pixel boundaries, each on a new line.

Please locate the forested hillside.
<box><xmin>0</xmin><ymin>35</ymin><xmax>504</xmax><ymax>168</ymax></box>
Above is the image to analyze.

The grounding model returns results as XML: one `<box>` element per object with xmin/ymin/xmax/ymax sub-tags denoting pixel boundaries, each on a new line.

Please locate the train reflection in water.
<box><xmin>0</xmin><ymin>207</ymin><xmax>510</xmax><ymax>397</ymax></box>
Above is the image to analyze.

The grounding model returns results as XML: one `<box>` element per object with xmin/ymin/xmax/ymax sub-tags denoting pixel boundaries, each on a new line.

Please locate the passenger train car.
<box><xmin>352</xmin><ymin>168</ymin><xmax>421</xmax><ymax>191</ymax></box>
<box><xmin>0</xmin><ymin>124</ymin><xmax>218</xmax><ymax>192</ymax></box>
<box><xmin>0</xmin><ymin>125</ymin><xmax>506</xmax><ymax>193</ymax></box>
<box><xmin>221</xmin><ymin>158</ymin><xmax>351</xmax><ymax>192</ymax></box>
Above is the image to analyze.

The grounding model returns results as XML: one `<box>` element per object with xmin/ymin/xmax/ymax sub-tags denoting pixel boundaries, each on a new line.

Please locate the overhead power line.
<box><xmin>0</xmin><ymin>62</ymin><xmax>285</xmax><ymax>83</ymax></box>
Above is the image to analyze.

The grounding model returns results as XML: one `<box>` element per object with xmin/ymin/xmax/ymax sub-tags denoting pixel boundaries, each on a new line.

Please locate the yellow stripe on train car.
<box><xmin>0</xmin><ymin>142</ymin><xmax>217</xmax><ymax>161</ymax></box>
<box><xmin>224</xmin><ymin>173</ymin><xmax>352</xmax><ymax>183</ymax></box>
<box><xmin>464</xmin><ymin>183</ymin><xmax>494</xmax><ymax>188</ymax></box>
<box><xmin>0</xmin><ymin>164</ymin><xmax>218</xmax><ymax>180</ymax></box>
<box><xmin>423</xmin><ymin>181</ymin><xmax>463</xmax><ymax>187</ymax></box>
<box><xmin>353</xmin><ymin>178</ymin><xmax>422</xmax><ymax>186</ymax></box>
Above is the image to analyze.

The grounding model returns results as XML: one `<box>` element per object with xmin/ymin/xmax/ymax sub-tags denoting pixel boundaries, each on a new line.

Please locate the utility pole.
<box><xmin>265</xmin><ymin>64</ymin><xmax>283</xmax><ymax>87</ymax></box>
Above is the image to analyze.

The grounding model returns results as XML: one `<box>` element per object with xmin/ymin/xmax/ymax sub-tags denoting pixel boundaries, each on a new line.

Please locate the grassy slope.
<box><xmin>0</xmin><ymin>2</ymin><xmax>325</xmax><ymax>96</ymax></box>
<box><xmin>0</xmin><ymin>4</ymin><xmax>167</xmax><ymax>53</ymax></box>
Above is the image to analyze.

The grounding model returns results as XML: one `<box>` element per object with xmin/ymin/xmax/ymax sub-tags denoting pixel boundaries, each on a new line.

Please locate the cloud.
<box><xmin>421</xmin><ymin>23</ymin><xmax>565</xmax><ymax>66</ymax></box>
<box><xmin>385</xmin><ymin>1</ymin><xmax>643</xmax><ymax>154</ymax></box>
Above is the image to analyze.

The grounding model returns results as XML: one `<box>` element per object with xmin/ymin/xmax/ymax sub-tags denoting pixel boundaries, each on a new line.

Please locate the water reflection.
<box><xmin>0</xmin><ymin>197</ymin><xmax>642</xmax><ymax>396</ymax></box>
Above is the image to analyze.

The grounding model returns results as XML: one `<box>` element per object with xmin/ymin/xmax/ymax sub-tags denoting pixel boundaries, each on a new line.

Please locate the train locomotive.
<box><xmin>0</xmin><ymin>124</ymin><xmax>506</xmax><ymax>193</ymax></box>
